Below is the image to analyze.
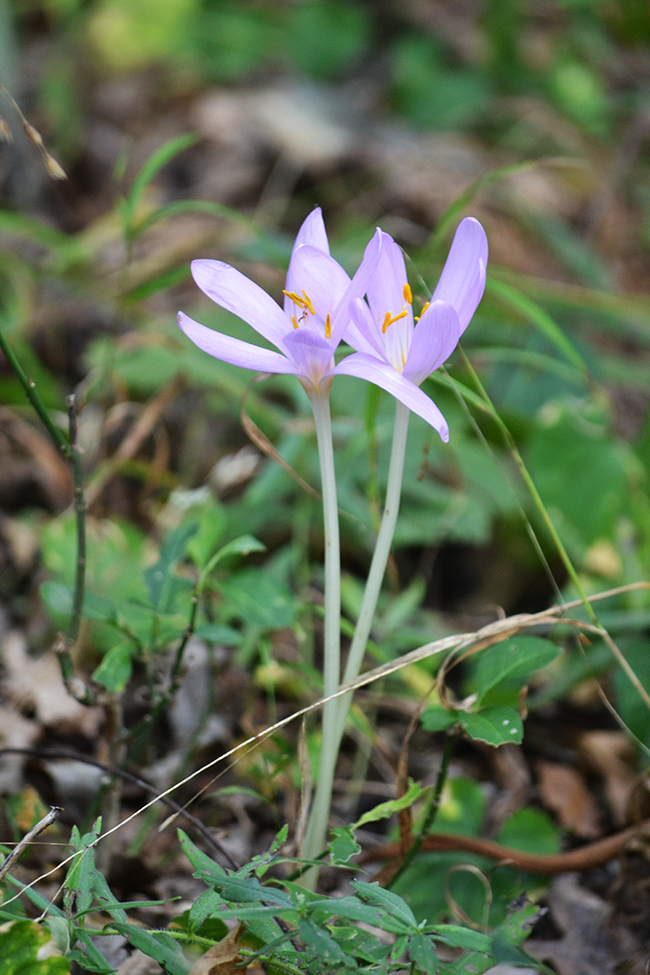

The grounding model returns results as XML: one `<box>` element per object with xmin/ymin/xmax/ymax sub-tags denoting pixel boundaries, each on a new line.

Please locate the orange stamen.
<box><xmin>415</xmin><ymin>301</ymin><xmax>430</xmax><ymax>322</ymax></box>
<box><xmin>283</xmin><ymin>289</ymin><xmax>306</xmax><ymax>309</ymax></box>
<box><xmin>325</xmin><ymin>313</ymin><xmax>331</xmax><ymax>339</ymax></box>
<box><xmin>302</xmin><ymin>291</ymin><xmax>315</xmax><ymax>316</ymax></box>
<box><xmin>382</xmin><ymin>309</ymin><xmax>408</xmax><ymax>333</ymax></box>
<box><xmin>292</xmin><ymin>315</ymin><xmax>299</xmax><ymax>329</ymax></box>
<box><xmin>403</xmin><ymin>283</ymin><xmax>412</xmax><ymax>304</ymax></box>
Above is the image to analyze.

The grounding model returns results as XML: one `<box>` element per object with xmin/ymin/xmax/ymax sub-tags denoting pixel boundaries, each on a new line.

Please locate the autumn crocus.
<box><xmin>335</xmin><ymin>219</ymin><xmax>488</xmax><ymax>752</ymax></box>
<box><xmin>291</xmin><ymin>217</ymin><xmax>487</xmax><ymax>441</ymax></box>
<box><xmin>177</xmin><ymin>208</ymin><xmax>380</xmax><ymax>887</ymax></box>
<box><xmin>177</xmin><ymin>208</ymin><xmax>380</xmax><ymax>393</ymax></box>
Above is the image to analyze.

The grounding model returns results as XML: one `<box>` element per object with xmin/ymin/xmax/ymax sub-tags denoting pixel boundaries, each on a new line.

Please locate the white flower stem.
<box><xmin>336</xmin><ymin>400</ymin><xmax>410</xmax><ymax>730</ymax></box>
<box><xmin>301</xmin><ymin>389</ymin><xmax>341</xmax><ymax>884</ymax></box>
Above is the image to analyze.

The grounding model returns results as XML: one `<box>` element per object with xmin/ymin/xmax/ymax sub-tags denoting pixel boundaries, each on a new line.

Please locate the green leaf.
<box><xmin>329</xmin><ymin>826</ymin><xmax>360</xmax><ymax>865</ymax></box>
<box><xmin>198</xmin><ymin>535</ymin><xmax>266</xmax><ymax>590</ymax></box>
<box><xmin>421</xmin><ymin>706</ymin><xmax>459</xmax><ymax>732</ymax></box>
<box><xmin>187</xmin><ymin>891</ymin><xmax>228</xmax><ymax>932</ymax></box>
<box><xmin>178</xmin><ymin>830</ymin><xmax>226</xmax><ymax>885</ymax></box>
<box><xmin>496</xmin><ymin>807</ymin><xmax>561</xmax><ymax>858</ymax></box>
<box><xmin>353</xmin><ymin>779</ymin><xmax>429</xmax><ymax>828</ymax></box>
<box><xmin>66</xmin><ymin>821</ymin><xmax>102</xmax><ymax>914</ymax></box>
<box><xmin>107</xmin><ymin>923</ymin><xmax>190</xmax><ymax>975</ymax></box>
<box><xmin>461</xmin><ymin>707</ymin><xmax>523</xmax><ymax>746</ymax></box>
<box><xmin>193</xmin><ymin>622</ymin><xmax>243</xmax><ymax>645</ymax></box>
<box><xmin>430</xmin><ymin>924</ymin><xmax>491</xmax><ymax>952</ymax></box>
<box><xmin>310</xmin><ymin>895</ymin><xmax>383</xmax><ymax>927</ymax></box>
<box><xmin>350</xmin><ymin>881</ymin><xmax>417</xmax><ymax>931</ymax></box>
<box><xmin>144</xmin><ymin>522</ymin><xmax>199</xmax><ymax>613</ymax></box>
<box><xmin>297</xmin><ymin>918</ymin><xmax>350</xmax><ymax>965</ymax></box>
<box><xmin>474</xmin><ymin>635</ymin><xmax>561</xmax><ymax>705</ymax></box>
<box><xmin>92</xmin><ymin>642</ymin><xmax>134</xmax><ymax>692</ymax></box>
<box><xmin>216</xmin><ymin>875</ymin><xmax>292</xmax><ymax>908</ymax></box>
<box><xmin>218</xmin><ymin>568</ymin><xmax>296</xmax><ymax>630</ymax></box>
<box><xmin>0</xmin><ymin>920</ymin><xmax>70</xmax><ymax>974</ymax></box>
<box><xmin>407</xmin><ymin>931</ymin><xmax>440</xmax><ymax>974</ymax></box>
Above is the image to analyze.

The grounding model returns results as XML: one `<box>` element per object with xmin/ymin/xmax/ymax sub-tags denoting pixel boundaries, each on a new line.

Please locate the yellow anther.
<box><xmin>415</xmin><ymin>301</ymin><xmax>430</xmax><ymax>322</ymax></box>
<box><xmin>403</xmin><ymin>283</ymin><xmax>412</xmax><ymax>304</ymax></box>
<box><xmin>292</xmin><ymin>315</ymin><xmax>299</xmax><ymax>330</ymax></box>
<box><xmin>325</xmin><ymin>313</ymin><xmax>332</xmax><ymax>339</ymax></box>
<box><xmin>382</xmin><ymin>309</ymin><xmax>408</xmax><ymax>333</ymax></box>
<box><xmin>283</xmin><ymin>289</ymin><xmax>306</xmax><ymax>309</ymax></box>
<box><xmin>302</xmin><ymin>291</ymin><xmax>316</xmax><ymax>316</ymax></box>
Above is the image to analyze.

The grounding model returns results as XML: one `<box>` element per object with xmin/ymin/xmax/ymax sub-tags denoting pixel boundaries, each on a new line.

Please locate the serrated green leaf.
<box><xmin>461</xmin><ymin>707</ymin><xmax>523</xmax><ymax>746</ymax></box>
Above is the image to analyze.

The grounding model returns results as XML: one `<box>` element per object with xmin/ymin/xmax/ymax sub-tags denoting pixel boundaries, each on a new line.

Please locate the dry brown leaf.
<box><xmin>577</xmin><ymin>730</ymin><xmax>636</xmax><ymax>827</ymax></box>
<box><xmin>536</xmin><ymin>759</ymin><xmax>601</xmax><ymax>839</ymax></box>
<box><xmin>188</xmin><ymin>924</ymin><xmax>246</xmax><ymax>975</ymax></box>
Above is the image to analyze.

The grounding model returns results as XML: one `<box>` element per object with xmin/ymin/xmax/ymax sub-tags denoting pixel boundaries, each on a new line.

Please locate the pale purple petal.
<box><xmin>282</xmin><ymin>328</ymin><xmax>334</xmax><ymax>385</ymax></box>
<box><xmin>191</xmin><ymin>260</ymin><xmax>288</xmax><ymax>347</ymax></box>
<box><xmin>431</xmin><ymin>217</ymin><xmax>488</xmax><ymax>333</ymax></box>
<box><xmin>178</xmin><ymin>311</ymin><xmax>297</xmax><ymax>374</ymax></box>
<box><xmin>293</xmin><ymin>207</ymin><xmax>329</xmax><ymax>253</ymax></box>
<box><xmin>288</xmin><ymin>246</ymin><xmax>351</xmax><ymax>321</ymax></box>
<box><xmin>365</xmin><ymin>231</ymin><xmax>414</xmax><ymax>335</ymax></box>
<box><xmin>346</xmin><ymin>296</ymin><xmax>387</xmax><ymax>357</ymax></box>
<box><xmin>329</xmin><ymin>229</ymin><xmax>383</xmax><ymax>346</ymax></box>
<box><xmin>403</xmin><ymin>300</ymin><xmax>461</xmax><ymax>385</ymax></box>
<box><xmin>334</xmin><ymin>353</ymin><xmax>450</xmax><ymax>441</ymax></box>
<box><xmin>284</xmin><ymin>208</ymin><xmax>330</xmax><ymax>314</ymax></box>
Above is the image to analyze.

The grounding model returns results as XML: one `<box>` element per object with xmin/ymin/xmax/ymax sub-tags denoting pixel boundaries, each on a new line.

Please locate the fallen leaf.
<box><xmin>577</xmin><ymin>730</ymin><xmax>636</xmax><ymax>826</ymax></box>
<box><xmin>188</xmin><ymin>923</ymin><xmax>246</xmax><ymax>975</ymax></box>
<box><xmin>536</xmin><ymin>759</ymin><xmax>601</xmax><ymax>839</ymax></box>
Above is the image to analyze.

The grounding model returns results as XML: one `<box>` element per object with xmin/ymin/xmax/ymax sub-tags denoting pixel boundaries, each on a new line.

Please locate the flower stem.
<box><xmin>336</xmin><ymin>400</ymin><xmax>410</xmax><ymax>730</ymax></box>
<box><xmin>301</xmin><ymin>390</ymin><xmax>341</xmax><ymax>884</ymax></box>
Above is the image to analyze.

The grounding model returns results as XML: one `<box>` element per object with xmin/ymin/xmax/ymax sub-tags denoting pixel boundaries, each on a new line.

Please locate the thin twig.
<box><xmin>0</xmin><ymin>748</ymin><xmax>239</xmax><ymax>869</ymax></box>
<box><xmin>66</xmin><ymin>394</ymin><xmax>87</xmax><ymax>646</ymax></box>
<box><xmin>0</xmin><ymin>330</ymin><xmax>71</xmax><ymax>458</ymax></box>
<box><xmin>0</xmin><ymin>807</ymin><xmax>62</xmax><ymax>882</ymax></box>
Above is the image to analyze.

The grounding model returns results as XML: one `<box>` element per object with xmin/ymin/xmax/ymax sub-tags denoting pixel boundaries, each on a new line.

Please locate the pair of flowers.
<box><xmin>177</xmin><ymin>209</ymin><xmax>487</xmax><ymax>441</ymax></box>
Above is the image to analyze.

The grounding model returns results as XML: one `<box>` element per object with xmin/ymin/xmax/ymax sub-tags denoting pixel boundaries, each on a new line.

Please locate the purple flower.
<box><xmin>177</xmin><ymin>208</ymin><xmax>381</xmax><ymax>394</ymax></box>
<box><xmin>291</xmin><ymin>217</ymin><xmax>488</xmax><ymax>441</ymax></box>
